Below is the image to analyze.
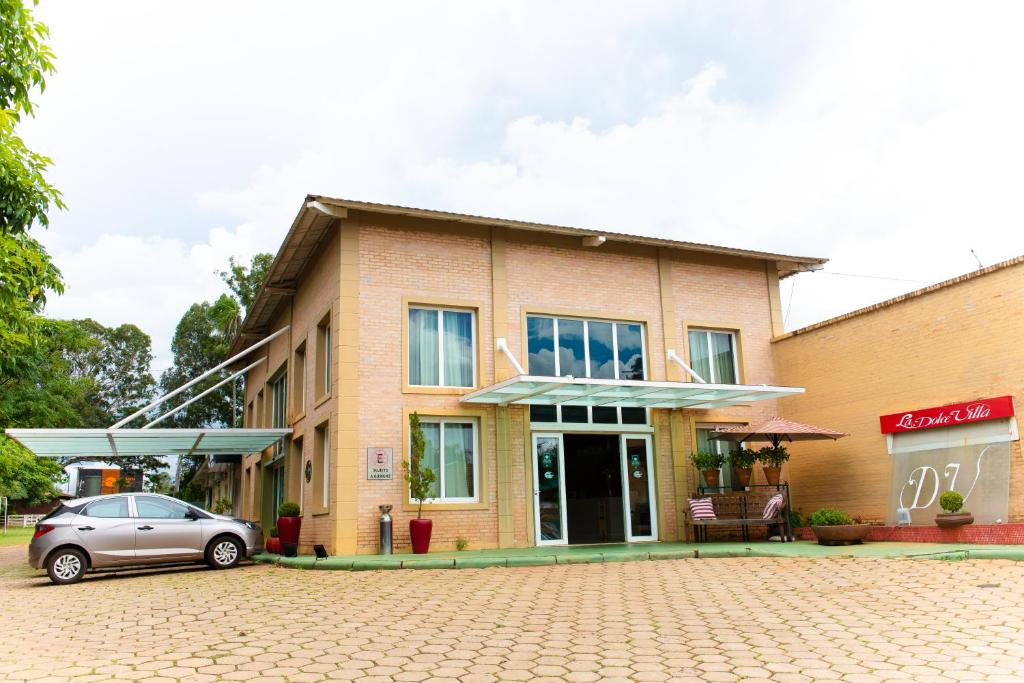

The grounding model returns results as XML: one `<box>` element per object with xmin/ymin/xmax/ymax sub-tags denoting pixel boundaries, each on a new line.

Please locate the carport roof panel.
<box><xmin>4</xmin><ymin>428</ymin><xmax>291</xmax><ymax>458</ymax></box>
<box><xmin>460</xmin><ymin>375</ymin><xmax>804</xmax><ymax>409</ymax></box>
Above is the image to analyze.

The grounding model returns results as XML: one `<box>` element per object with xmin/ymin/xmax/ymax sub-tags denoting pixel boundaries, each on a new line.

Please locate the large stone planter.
<box><xmin>811</xmin><ymin>523</ymin><xmax>871</xmax><ymax>546</ymax></box>
<box><xmin>935</xmin><ymin>512</ymin><xmax>974</xmax><ymax>529</ymax></box>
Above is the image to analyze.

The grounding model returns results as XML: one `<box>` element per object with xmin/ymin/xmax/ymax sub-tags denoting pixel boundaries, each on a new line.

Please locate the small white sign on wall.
<box><xmin>366</xmin><ymin>447</ymin><xmax>393</xmax><ymax>480</ymax></box>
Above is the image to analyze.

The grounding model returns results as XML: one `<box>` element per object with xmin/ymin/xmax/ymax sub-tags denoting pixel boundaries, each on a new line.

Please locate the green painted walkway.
<box><xmin>253</xmin><ymin>540</ymin><xmax>1024</xmax><ymax>570</ymax></box>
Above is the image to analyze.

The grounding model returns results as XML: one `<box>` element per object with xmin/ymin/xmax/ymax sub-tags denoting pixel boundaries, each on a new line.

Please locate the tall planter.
<box><xmin>278</xmin><ymin>515</ymin><xmax>302</xmax><ymax>545</ymax></box>
<box><xmin>410</xmin><ymin>518</ymin><xmax>433</xmax><ymax>554</ymax></box>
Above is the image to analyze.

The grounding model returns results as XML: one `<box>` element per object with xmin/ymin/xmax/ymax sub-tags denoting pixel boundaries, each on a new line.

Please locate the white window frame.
<box><xmin>408</xmin><ymin>306</ymin><xmax>477</xmax><ymax>389</ymax></box>
<box><xmin>526</xmin><ymin>314</ymin><xmax>648</xmax><ymax>426</ymax></box>
<box><xmin>321</xmin><ymin>323</ymin><xmax>331</xmax><ymax>395</ymax></box>
<box><xmin>688</xmin><ymin>329</ymin><xmax>740</xmax><ymax>384</ymax></box>
<box><xmin>409</xmin><ymin>417</ymin><xmax>480</xmax><ymax>504</ymax></box>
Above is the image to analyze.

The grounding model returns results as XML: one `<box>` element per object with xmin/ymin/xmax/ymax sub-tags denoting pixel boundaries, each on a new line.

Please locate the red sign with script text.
<box><xmin>880</xmin><ymin>396</ymin><xmax>1015</xmax><ymax>434</ymax></box>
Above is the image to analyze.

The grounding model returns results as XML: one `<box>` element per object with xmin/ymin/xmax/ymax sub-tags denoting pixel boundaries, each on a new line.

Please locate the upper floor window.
<box><xmin>527</xmin><ymin>315</ymin><xmax>646</xmax><ymax>380</ymax></box>
<box><xmin>292</xmin><ymin>341</ymin><xmax>306</xmax><ymax>414</ymax></box>
<box><xmin>315</xmin><ymin>313</ymin><xmax>331</xmax><ymax>398</ymax></box>
<box><xmin>687</xmin><ymin>329</ymin><xmax>738</xmax><ymax>384</ymax></box>
<box><xmin>408</xmin><ymin>307</ymin><xmax>475</xmax><ymax>388</ymax></box>
<box><xmin>527</xmin><ymin>315</ymin><xmax>647</xmax><ymax>426</ymax></box>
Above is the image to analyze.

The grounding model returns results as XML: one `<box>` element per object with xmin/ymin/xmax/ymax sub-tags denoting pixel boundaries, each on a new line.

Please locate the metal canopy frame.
<box><xmin>460</xmin><ymin>375</ymin><xmax>804</xmax><ymax>409</ymax></box>
<box><xmin>4</xmin><ymin>428</ymin><xmax>292</xmax><ymax>459</ymax></box>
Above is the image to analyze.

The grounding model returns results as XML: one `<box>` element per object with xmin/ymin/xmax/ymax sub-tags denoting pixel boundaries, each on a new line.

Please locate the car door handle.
<box><xmin>137</xmin><ymin>525</ymin><xmax>154</xmax><ymax>531</ymax></box>
<box><xmin>77</xmin><ymin>526</ymin><xmax>95</xmax><ymax>531</ymax></box>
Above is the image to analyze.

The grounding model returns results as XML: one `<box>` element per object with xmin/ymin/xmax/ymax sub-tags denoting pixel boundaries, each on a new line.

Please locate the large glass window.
<box><xmin>409</xmin><ymin>307</ymin><xmax>475</xmax><ymax>388</ymax></box>
<box><xmin>527</xmin><ymin>315</ymin><xmax>647</xmax><ymax>426</ymax></box>
<box><xmin>410</xmin><ymin>417</ymin><xmax>478</xmax><ymax>502</ymax></box>
<box><xmin>687</xmin><ymin>329</ymin><xmax>738</xmax><ymax>384</ymax></box>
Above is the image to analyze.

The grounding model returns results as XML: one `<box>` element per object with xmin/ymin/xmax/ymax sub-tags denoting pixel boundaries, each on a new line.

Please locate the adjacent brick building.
<box><xmin>774</xmin><ymin>256</ymin><xmax>1024</xmax><ymax>529</ymax></box>
<box><xmin>224</xmin><ymin>197</ymin><xmax>825</xmax><ymax>554</ymax></box>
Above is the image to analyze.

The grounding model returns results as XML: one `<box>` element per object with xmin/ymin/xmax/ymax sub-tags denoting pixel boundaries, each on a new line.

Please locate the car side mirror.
<box><xmin>185</xmin><ymin>509</ymin><xmax>199</xmax><ymax>520</ymax></box>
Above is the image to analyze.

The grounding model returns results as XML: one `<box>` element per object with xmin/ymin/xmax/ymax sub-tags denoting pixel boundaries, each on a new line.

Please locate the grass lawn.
<box><xmin>0</xmin><ymin>526</ymin><xmax>34</xmax><ymax>547</ymax></box>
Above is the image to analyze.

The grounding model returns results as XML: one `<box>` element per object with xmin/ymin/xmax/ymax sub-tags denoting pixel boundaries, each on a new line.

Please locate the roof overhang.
<box><xmin>460</xmin><ymin>376</ymin><xmax>804</xmax><ymax>409</ymax></box>
<box><xmin>4</xmin><ymin>428</ymin><xmax>291</xmax><ymax>459</ymax></box>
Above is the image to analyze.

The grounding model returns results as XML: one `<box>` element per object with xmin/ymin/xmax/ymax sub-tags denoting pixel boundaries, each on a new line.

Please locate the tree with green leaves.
<box><xmin>0</xmin><ymin>318</ymin><xmax>164</xmax><ymax>500</ymax></box>
<box><xmin>163</xmin><ymin>254</ymin><xmax>272</xmax><ymax>499</ymax></box>
<box><xmin>219</xmin><ymin>253</ymin><xmax>273</xmax><ymax>313</ymax></box>
<box><xmin>403</xmin><ymin>412</ymin><xmax>437</xmax><ymax>519</ymax></box>
<box><xmin>0</xmin><ymin>0</ymin><xmax>65</xmax><ymax>373</ymax></box>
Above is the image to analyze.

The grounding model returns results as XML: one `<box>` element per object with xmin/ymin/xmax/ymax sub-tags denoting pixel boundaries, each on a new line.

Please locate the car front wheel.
<box><xmin>47</xmin><ymin>548</ymin><xmax>87</xmax><ymax>585</ymax></box>
<box><xmin>206</xmin><ymin>536</ymin><xmax>242</xmax><ymax>569</ymax></box>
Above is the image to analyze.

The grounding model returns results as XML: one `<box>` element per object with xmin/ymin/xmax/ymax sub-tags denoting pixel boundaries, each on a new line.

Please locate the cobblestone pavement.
<box><xmin>3</xmin><ymin>545</ymin><xmax>1024</xmax><ymax>682</ymax></box>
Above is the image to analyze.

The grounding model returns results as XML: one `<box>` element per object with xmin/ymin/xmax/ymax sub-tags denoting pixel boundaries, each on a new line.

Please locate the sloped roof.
<box><xmin>229</xmin><ymin>195</ymin><xmax>829</xmax><ymax>356</ymax></box>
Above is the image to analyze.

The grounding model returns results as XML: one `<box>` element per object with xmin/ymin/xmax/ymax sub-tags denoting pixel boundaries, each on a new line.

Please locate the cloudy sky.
<box><xmin>22</xmin><ymin>1</ymin><xmax>1024</xmax><ymax>373</ymax></box>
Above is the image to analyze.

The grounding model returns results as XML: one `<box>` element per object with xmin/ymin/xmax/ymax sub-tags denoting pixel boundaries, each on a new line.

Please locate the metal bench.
<box><xmin>687</xmin><ymin>484</ymin><xmax>793</xmax><ymax>543</ymax></box>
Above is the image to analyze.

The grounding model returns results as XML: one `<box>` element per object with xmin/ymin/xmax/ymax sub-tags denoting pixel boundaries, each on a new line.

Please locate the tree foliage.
<box><xmin>0</xmin><ymin>318</ymin><xmax>163</xmax><ymax>500</ymax></box>
<box><xmin>218</xmin><ymin>253</ymin><xmax>273</xmax><ymax>314</ymax></box>
<box><xmin>0</xmin><ymin>0</ymin><xmax>64</xmax><ymax>379</ymax></box>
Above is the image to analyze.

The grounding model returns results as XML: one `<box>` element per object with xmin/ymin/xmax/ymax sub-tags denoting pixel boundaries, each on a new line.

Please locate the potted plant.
<box><xmin>690</xmin><ymin>450</ymin><xmax>726</xmax><ymax>489</ymax></box>
<box><xmin>808</xmin><ymin>507</ymin><xmax>870</xmax><ymax>545</ymax></box>
<box><xmin>277</xmin><ymin>502</ymin><xmax>301</xmax><ymax>557</ymax></box>
<box><xmin>729</xmin><ymin>448</ymin><xmax>757</xmax><ymax>488</ymax></box>
<box><xmin>266</xmin><ymin>526</ymin><xmax>282</xmax><ymax>554</ymax></box>
<box><xmin>756</xmin><ymin>445</ymin><xmax>790</xmax><ymax>485</ymax></box>
<box><xmin>404</xmin><ymin>412</ymin><xmax>437</xmax><ymax>554</ymax></box>
<box><xmin>935</xmin><ymin>491</ymin><xmax>973</xmax><ymax>528</ymax></box>
<box><xmin>213</xmin><ymin>498</ymin><xmax>232</xmax><ymax>515</ymax></box>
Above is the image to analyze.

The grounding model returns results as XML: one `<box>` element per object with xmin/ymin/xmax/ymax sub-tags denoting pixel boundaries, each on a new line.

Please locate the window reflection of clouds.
<box><xmin>557</xmin><ymin>319</ymin><xmax>585</xmax><ymax>377</ymax></box>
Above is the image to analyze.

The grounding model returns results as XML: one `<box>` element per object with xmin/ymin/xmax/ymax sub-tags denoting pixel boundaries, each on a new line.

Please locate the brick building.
<box><xmin>774</xmin><ymin>256</ymin><xmax>1024</xmax><ymax>531</ymax></box>
<box><xmin>224</xmin><ymin>196</ymin><xmax>825</xmax><ymax>554</ymax></box>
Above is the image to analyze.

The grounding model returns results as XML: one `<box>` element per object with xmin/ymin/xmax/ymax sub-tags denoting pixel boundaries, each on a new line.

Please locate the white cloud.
<box><xmin>27</xmin><ymin>1</ymin><xmax>1024</xmax><ymax>373</ymax></box>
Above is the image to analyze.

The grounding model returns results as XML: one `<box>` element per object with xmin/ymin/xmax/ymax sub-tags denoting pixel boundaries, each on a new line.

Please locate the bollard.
<box><xmin>379</xmin><ymin>504</ymin><xmax>393</xmax><ymax>555</ymax></box>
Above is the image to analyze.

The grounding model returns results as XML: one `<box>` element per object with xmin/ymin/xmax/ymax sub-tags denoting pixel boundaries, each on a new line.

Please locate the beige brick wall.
<box><xmin>773</xmin><ymin>259</ymin><xmax>1024</xmax><ymax>523</ymax></box>
<box><xmin>239</xmin><ymin>211</ymin><xmax>789</xmax><ymax>553</ymax></box>
<box><xmin>240</xmin><ymin>230</ymin><xmax>340</xmax><ymax>554</ymax></box>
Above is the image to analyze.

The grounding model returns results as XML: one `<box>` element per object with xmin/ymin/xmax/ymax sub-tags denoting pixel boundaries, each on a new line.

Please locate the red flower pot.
<box><xmin>410</xmin><ymin>518</ymin><xmax>432</xmax><ymax>554</ymax></box>
<box><xmin>277</xmin><ymin>515</ymin><xmax>302</xmax><ymax>545</ymax></box>
<box><xmin>266</xmin><ymin>537</ymin><xmax>282</xmax><ymax>554</ymax></box>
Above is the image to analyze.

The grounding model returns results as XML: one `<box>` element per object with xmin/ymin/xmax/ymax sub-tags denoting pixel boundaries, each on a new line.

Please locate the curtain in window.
<box><xmin>420</xmin><ymin>422</ymin><xmax>441</xmax><ymax>499</ymax></box>
<box><xmin>442</xmin><ymin>311</ymin><xmax>473</xmax><ymax>387</ymax></box>
<box><xmin>409</xmin><ymin>308</ymin><xmax>439</xmax><ymax>385</ymax></box>
<box><xmin>443</xmin><ymin>423</ymin><xmax>474</xmax><ymax>498</ymax></box>
<box><xmin>687</xmin><ymin>331</ymin><xmax>711</xmax><ymax>382</ymax></box>
<box><xmin>710</xmin><ymin>332</ymin><xmax>736</xmax><ymax>384</ymax></box>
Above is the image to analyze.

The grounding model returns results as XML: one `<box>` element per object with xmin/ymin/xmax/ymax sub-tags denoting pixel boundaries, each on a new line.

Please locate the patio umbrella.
<box><xmin>710</xmin><ymin>416</ymin><xmax>847</xmax><ymax>448</ymax></box>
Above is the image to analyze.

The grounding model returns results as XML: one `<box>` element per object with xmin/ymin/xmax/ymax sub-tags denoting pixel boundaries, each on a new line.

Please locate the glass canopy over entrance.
<box><xmin>461</xmin><ymin>375</ymin><xmax>804</xmax><ymax>410</ymax></box>
<box><xmin>5</xmin><ymin>428</ymin><xmax>292</xmax><ymax>459</ymax></box>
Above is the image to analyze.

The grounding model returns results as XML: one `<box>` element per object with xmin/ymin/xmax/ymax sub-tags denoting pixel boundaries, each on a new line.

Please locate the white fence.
<box><xmin>4</xmin><ymin>514</ymin><xmax>43</xmax><ymax>528</ymax></box>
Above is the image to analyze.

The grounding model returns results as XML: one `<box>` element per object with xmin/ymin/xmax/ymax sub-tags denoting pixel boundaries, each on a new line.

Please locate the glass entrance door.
<box><xmin>620</xmin><ymin>434</ymin><xmax>658</xmax><ymax>541</ymax></box>
<box><xmin>532</xmin><ymin>433</ymin><xmax>567</xmax><ymax>545</ymax></box>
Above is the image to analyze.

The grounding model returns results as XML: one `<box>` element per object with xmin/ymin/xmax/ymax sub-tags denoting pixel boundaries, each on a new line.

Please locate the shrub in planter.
<box><xmin>266</xmin><ymin>526</ymin><xmax>282</xmax><ymax>555</ymax></box>
<box><xmin>936</xmin><ymin>490</ymin><xmax>973</xmax><ymax>528</ymax></box>
<box><xmin>405</xmin><ymin>412</ymin><xmax>437</xmax><ymax>554</ymax></box>
<box><xmin>690</xmin><ymin>451</ymin><xmax>726</xmax><ymax>489</ymax></box>
<box><xmin>212</xmin><ymin>498</ymin><xmax>232</xmax><ymax>515</ymax></box>
<box><xmin>277</xmin><ymin>502</ymin><xmax>302</xmax><ymax>557</ymax></box>
<box><xmin>728</xmin><ymin>448</ymin><xmax>757</xmax><ymax>488</ymax></box>
<box><xmin>808</xmin><ymin>507</ymin><xmax>870</xmax><ymax>545</ymax></box>
<box><xmin>756</xmin><ymin>446</ymin><xmax>790</xmax><ymax>485</ymax></box>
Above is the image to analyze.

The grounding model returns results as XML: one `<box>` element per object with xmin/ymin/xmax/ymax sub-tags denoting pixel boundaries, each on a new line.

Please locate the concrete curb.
<box><xmin>252</xmin><ymin>544</ymin><xmax>1024</xmax><ymax>571</ymax></box>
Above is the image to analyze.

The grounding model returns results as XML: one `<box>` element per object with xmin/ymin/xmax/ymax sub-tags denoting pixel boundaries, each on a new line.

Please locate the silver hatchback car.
<box><xmin>29</xmin><ymin>493</ymin><xmax>263</xmax><ymax>584</ymax></box>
